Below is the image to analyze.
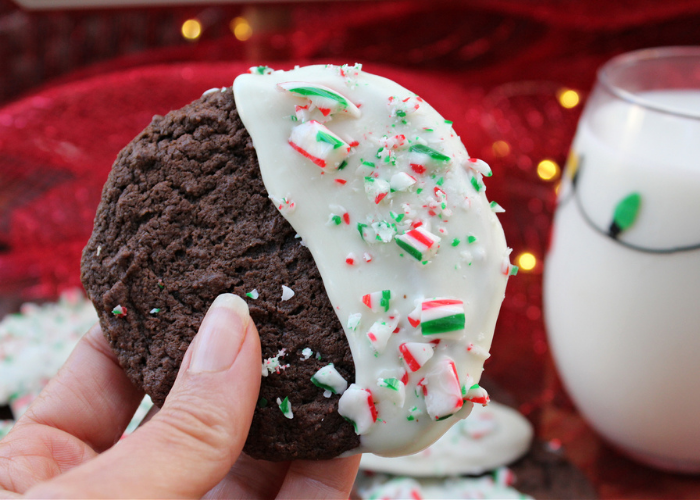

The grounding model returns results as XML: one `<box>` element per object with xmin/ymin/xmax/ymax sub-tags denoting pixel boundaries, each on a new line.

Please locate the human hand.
<box><xmin>0</xmin><ymin>293</ymin><xmax>360</xmax><ymax>499</ymax></box>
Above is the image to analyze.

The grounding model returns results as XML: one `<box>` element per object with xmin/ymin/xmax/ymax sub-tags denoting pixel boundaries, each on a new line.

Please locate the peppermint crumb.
<box><xmin>246</xmin><ymin>289</ymin><xmax>259</xmax><ymax>300</ymax></box>
<box><xmin>281</xmin><ymin>285</ymin><xmax>295</xmax><ymax>301</ymax></box>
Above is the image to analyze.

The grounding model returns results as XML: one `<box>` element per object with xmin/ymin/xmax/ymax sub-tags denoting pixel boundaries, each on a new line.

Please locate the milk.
<box><xmin>544</xmin><ymin>90</ymin><xmax>700</xmax><ymax>472</ymax></box>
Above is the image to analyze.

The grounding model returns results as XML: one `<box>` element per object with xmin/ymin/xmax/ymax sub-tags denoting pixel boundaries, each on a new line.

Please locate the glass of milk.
<box><xmin>544</xmin><ymin>47</ymin><xmax>700</xmax><ymax>473</ymax></box>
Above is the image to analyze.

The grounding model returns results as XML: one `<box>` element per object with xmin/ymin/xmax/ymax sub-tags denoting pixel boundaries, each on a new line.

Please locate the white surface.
<box><xmin>360</xmin><ymin>401</ymin><xmax>533</xmax><ymax>476</ymax></box>
<box><xmin>545</xmin><ymin>90</ymin><xmax>700</xmax><ymax>471</ymax></box>
<box><xmin>234</xmin><ymin>65</ymin><xmax>510</xmax><ymax>457</ymax></box>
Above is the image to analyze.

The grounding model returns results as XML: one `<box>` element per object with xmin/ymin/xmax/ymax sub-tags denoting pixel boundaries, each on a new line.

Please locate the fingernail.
<box><xmin>189</xmin><ymin>294</ymin><xmax>250</xmax><ymax>373</ymax></box>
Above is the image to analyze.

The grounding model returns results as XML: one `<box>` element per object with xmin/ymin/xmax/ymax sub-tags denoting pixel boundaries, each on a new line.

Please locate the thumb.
<box><xmin>28</xmin><ymin>293</ymin><xmax>262</xmax><ymax>499</ymax></box>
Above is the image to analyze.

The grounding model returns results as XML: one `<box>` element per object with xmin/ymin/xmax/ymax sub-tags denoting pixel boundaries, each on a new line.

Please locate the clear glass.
<box><xmin>544</xmin><ymin>47</ymin><xmax>700</xmax><ymax>473</ymax></box>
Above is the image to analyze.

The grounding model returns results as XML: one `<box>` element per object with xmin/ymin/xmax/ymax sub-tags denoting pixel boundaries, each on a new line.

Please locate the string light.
<box><xmin>492</xmin><ymin>140</ymin><xmax>510</xmax><ymax>158</ymax></box>
<box><xmin>181</xmin><ymin>19</ymin><xmax>202</xmax><ymax>41</ymax></box>
<box><xmin>518</xmin><ymin>252</ymin><xmax>537</xmax><ymax>271</ymax></box>
<box><xmin>558</xmin><ymin>89</ymin><xmax>580</xmax><ymax>109</ymax></box>
<box><xmin>537</xmin><ymin>159</ymin><xmax>559</xmax><ymax>181</ymax></box>
<box><xmin>230</xmin><ymin>17</ymin><xmax>253</xmax><ymax>41</ymax></box>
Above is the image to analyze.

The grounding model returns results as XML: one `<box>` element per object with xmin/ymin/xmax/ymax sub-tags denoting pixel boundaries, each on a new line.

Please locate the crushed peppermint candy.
<box><xmin>463</xmin><ymin>383</ymin><xmax>490</xmax><ymax>406</ymax></box>
<box><xmin>278</xmin><ymin>81</ymin><xmax>361</xmax><ymax>119</ymax></box>
<box><xmin>249</xmin><ymin>65</ymin><xmax>274</xmax><ymax>75</ymax></box>
<box><xmin>424</xmin><ymin>359</ymin><xmax>464</xmax><ymax>421</ymax></box>
<box><xmin>395</xmin><ymin>227</ymin><xmax>441</xmax><ymax>262</ymax></box>
<box><xmin>362</xmin><ymin>290</ymin><xmax>392</xmax><ymax>313</ymax></box>
<box><xmin>112</xmin><ymin>305</ymin><xmax>127</xmax><ymax>317</ymax></box>
<box><xmin>262</xmin><ymin>349</ymin><xmax>289</xmax><ymax>377</ymax></box>
<box><xmin>390</xmin><ymin>172</ymin><xmax>417</xmax><ymax>192</ymax></box>
<box><xmin>376</xmin><ymin>377</ymin><xmax>406</xmax><ymax>407</ymax></box>
<box><xmin>347</xmin><ymin>312</ymin><xmax>362</xmax><ymax>331</ymax></box>
<box><xmin>270</xmin><ymin>195</ymin><xmax>296</xmax><ymax>215</ymax></box>
<box><xmin>311</xmin><ymin>363</ymin><xmax>348</xmax><ymax>395</ymax></box>
<box><xmin>399</xmin><ymin>342</ymin><xmax>434</xmax><ymax>372</ymax></box>
<box><xmin>301</xmin><ymin>347</ymin><xmax>313</xmax><ymax>360</ymax></box>
<box><xmin>466</xmin><ymin>157</ymin><xmax>493</xmax><ymax>177</ymax></box>
<box><xmin>364</xmin><ymin>177</ymin><xmax>391</xmax><ymax>204</ymax></box>
<box><xmin>366</xmin><ymin>314</ymin><xmax>399</xmax><ymax>354</ymax></box>
<box><xmin>277</xmin><ymin>396</ymin><xmax>294</xmax><ymax>419</ymax></box>
<box><xmin>421</xmin><ymin>299</ymin><xmax>465</xmax><ymax>336</ymax></box>
<box><xmin>149</xmin><ymin>308</ymin><xmax>161</xmax><ymax>315</ymax></box>
<box><xmin>281</xmin><ymin>285</ymin><xmax>295</xmax><ymax>301</ymax></box>
<box><xmin>490</xmin><ymin>201</ymin><xmax>506</xmax><ymax>213</ymax></box>
<box><xmin>467</xmin><ymin>342</ymin><xmax>491</xmax><ymax>360</ymax></box>
<box><xmin>337</xmin><ymin>384</ymin><xmax>378</xmax><ymax>435</ymax></box>
<box><xmin>289</xmin><ymin>120</ymin><xmax>351</xmax><ymax>169</ymax></box>
<box><xmin>246</xmin><ymin>289</ymin><xmax>259</xmax><ymax>300</ymax></box>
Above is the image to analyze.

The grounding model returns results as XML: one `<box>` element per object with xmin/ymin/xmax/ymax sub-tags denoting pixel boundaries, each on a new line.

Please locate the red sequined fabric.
<box><xmin>1</xmin><ymin>2</ymin><xmax>700</xmax><ymax>497</ymax></box>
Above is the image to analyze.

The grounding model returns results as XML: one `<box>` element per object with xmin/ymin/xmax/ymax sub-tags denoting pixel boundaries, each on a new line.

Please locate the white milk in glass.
<box><xmin>545</xmin><ymin>90</ymin><xmax>700</xmax><ymax>471</ymax></box>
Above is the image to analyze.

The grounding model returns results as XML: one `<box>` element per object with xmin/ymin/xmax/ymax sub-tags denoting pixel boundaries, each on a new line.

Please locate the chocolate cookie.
<box><xmin>80</xmin><ymin>88</ymin><xmax>359</xmax><ymax>460</ymax></box>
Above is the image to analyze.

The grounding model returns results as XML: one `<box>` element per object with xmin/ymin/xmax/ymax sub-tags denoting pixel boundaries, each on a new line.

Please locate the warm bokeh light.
<box><xmin>181</xmin><ymin>19</ymin><xmax>202</xmax><ymax>41</ymax></box>
<box><xmin>537</xmin><ymin>159</ymin><xmax>559</xmax><ymax>181</ymax></box>
<box><xmin>230</xmin><ymin>17</ymin><xmax>253</xmax><ymax>41</ymax></box>
<box><xmin>554</xmin><ymin>182</ymin><xmax>561</xmax><ymax>196</ymax></box>
<box><xmin>558</xmin><ymin>89</ymin><xmax>580</xmax><ymax>109</ymax></box>
<box><xmin>518</xmin><ymin>252</ymin><xmax>537</xmax><ymax>271</ymax></box>
<box><xmin>492</xmin><ymin>140</ymin><xmax>510</xmax><ymax>157</ymax></box>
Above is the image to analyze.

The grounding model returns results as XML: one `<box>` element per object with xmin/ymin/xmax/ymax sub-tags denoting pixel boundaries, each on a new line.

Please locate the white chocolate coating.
<box><xmin>234</xmin><ymin>65</ymin><xmax>510</xmax><ymax>456</ymax></box>
<box><xmin>359</xmin><ymin>401</ymin><xmax>533</xmax><ymax>476</ymax></box>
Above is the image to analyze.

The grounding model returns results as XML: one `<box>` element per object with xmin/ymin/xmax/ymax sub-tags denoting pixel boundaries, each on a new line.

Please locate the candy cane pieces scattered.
<box><xmin>421</xmin><ymin>299</ymin><xmax>465</xmax><ymax>336</ymax></box>
<box><xmin>338</xmin><ymin>384</ymin><xmax>378</xmax><ymax>435</ymax></box>
<box><xmin>289</xmin><ymin>120</ymin><xmax>351</xmax><ymax>169</ymax></box>
<box><xmin>395</xmin><ymin>227</ymin><xmax>441</xmax><ymax>262</ymax></box>
<box><xmin>278</xmin><ymin>81</ymin><xmax>361</xmax><ymax>118</ymax></box>
<box><xmin>424</xmin><ymin>359</ymin><xmax>464</xmax><ymax>421</ymax></box>
<box><xmin>310</xmin><ymin>363</ymin><xmax>348</xmax><ymax>395</ymax></box>
<box><xmin>376</xmin><ymin>377</ymin><xmax>406</xmax><ymax>407</ymax></box>
<box><xmin>399</xmin><ymin>342</ymin><xmax>434</xmax><ymax>372</ymax></box>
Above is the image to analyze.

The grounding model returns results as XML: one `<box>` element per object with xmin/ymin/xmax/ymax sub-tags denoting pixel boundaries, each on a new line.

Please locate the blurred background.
<box><xmin>1</xmin><ymin>0</ymin><xmax>700</xmax><ymax>497</ymax></box>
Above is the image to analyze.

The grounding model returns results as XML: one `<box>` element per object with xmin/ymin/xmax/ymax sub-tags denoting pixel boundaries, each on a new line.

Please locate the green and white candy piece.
<box><xmin>288</xmin><ymin>120</ymin><xmax>351</xmax><ymax>169</ymax></box>
<box><xmin>361</xmin><ymin>289</ymin><xmax>392</xmax><ymax>313</ymax></box>
<box><xmin>376</xmin><ymin>377</ymin><xmax>406</xmax><ymax>407</ymax></box>
<box><xmin>420</xmin><ymin>299</ymin><xmax>466</xmax><ymax>336</ymax></box>
<box><xmin>311</xmin><ymin>363</ymin><xmax>348</xmax><ymax>396</ymax></box>
<box><xmin>408</xmin><ymin>143</ymin><xmax>451</xmax><ymax>170</ymax></box>
<box><xmin>465</xmin><ymin>157</ymin><xmax>492</xmax><ymax>177</ymax></box>
<box><xmin>390</xmin><ymin>172</ymin><xmax>417</xmax><ymax>192</ymax></box>
<box><xmin>371</xmin><ymin>220</ymin><xmax>397</xmax><ymax>243</ymax></box>
<box><xmin>277</xmin><ymin>396</ymin><xmax>294</xmax><ymax>419</ymax></box>
<box><xmin>395</xmin><ymin>227</ymin><xmax>441</xmax><ymax>262</ymax></box>
<box><xmin>364</xmin><ymin>177</ymin><xmax>391</xmax><ymax>204</ymax></box>
<box><xmin>347</xmin><ymin>312</ymin><xmax>362</xmax><ymax>331</ymax></box>
<box><xmin>366</xmin><ymin>314</ymin><xmax>400</xmax><ymax>354</ymax></box>
<box><xmin>424</xmin><ymin>358</ymin><xmax>464</xmax><ymax>421</ymax></box>
<box><xmin>278</xmin><ymin>81</ymin><xmax>361</xmax><ymax>118</ymax></box>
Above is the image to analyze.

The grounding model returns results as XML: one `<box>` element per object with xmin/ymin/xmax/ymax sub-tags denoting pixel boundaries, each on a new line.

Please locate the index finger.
<box><xmin>19</xmin><ymin>324</ymin><xmax>144</xmax><ymax>452</ymax></box>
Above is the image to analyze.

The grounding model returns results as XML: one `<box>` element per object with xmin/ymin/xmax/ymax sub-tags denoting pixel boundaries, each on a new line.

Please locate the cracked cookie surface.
<box><xmin>80</xmin><ymin>88</ymin><xmax>359</xmax><ymax>460</ymax></box>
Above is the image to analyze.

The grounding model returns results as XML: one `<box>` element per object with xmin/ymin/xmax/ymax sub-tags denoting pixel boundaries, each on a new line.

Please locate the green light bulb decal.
<box><xmin>609</xmin><ymin>192</ymin><xmax>641</xmax><ymax>238</ymax></box>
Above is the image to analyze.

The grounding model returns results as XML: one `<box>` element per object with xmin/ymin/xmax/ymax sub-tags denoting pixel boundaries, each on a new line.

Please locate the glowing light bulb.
<box><xmin>181</xmin><ymin>19</ymin><xmax>202</xmax><ymax>41</ymax></box>
<box><xmin>537</xmin><ymin>159</ymin><xmax>559</xmax><ymax>181</ymax></box>
<box><xmin>518</xmin><ymin>252</ymin><xmax>537</xmax><ymax>271</ymax></box>
<box><xmin>558</xmin><ymin>89</ymin><xmax>580</xmax><ymax>109</ymax></box>
<box><xmin>492</xmin><ymin>140</ymin><xmax>510</xmax><ymax>158</ymax></box>
<box><xmin>230</xmin><ymin>17</ymin><xmax>253</xmax><ymax>41</ymax></box>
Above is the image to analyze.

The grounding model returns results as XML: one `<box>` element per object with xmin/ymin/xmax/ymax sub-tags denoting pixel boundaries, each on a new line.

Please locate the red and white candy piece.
<box><xmin>463</xmin><ymin>383</ymin><xmax>490</xmax><ymax>406</ymax></box>
<box><xmin>269</xmin><ymin>195</ymin><xmax>296</xmax><ymax>215</ymax></box>
<box><xmin>361</xmin><ymin>290</ymin><xmax>392</xmax><ymax>313</ymax></box>
<box><xmin>399</xmin><ymin>342</ymin><xmax>434</xmax><ymax>372</ymax></box>
<box><xmin>467</xmin><ymin>342</ymin><xmax>491</xmax><ymax>360</ymax></box>
<box><xmin>310</xmin><ymin>363</ymin><xmax>348</xmax><ymax>396</ymax></box>
<box><xmin>378</xmin><ymin>134</ymin><xmax>407</xmax><ymax>150</ymax></box>
<box><xmin>420</xmin><ymin>299</ymin><xmax>465</xmax><ymax>336</ymax></box>
<box><xmin>465</xmin><ymin>157</ymin><xmax>493</xmax><ymax>177</ymax></box>
<box><xmin>366</xmin><ymin>314</ymin><xmax>399</xmax><ymax>354</ymax></box>
<box><xmin>376</xmin><ymin>377</ymin><xmax>406</xmax><ymax>407</ymax></box>
<box><xmin>337</xmin><ymin>384</ymin><xmax>378</xmax><ymax>435</ymax></box>
<box><xmin>407</xmin><ymin>304</ymin><xmax>421</xmax><ymax>328</ymax></box>
<box><xmin>424</xmin><ymin>358</ymin><xmax>464</xmax><ymax>421</ymax></box>
<box><xmin>390</xmin><ymin>172</ymin><xmax>417</xmax><ymax>192</ymax></box>
<box><xmin>289</xmin><ymin>120</ymin><xmax>351</xmax><ymax>169</ymax></box>
<box><xmin>364</xmin><ymin>177</ymin><xmax>391</xmax><ymax>204</ymax></box>
<box><xmin>278</xmin><ymin>81</ymin><xmax>361</xmax><ymax>118</ymax></box>
<box><xmin>395</xmin><ymin>227</ymin><xmax>441</xmax><ymax>262</ymax></box>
